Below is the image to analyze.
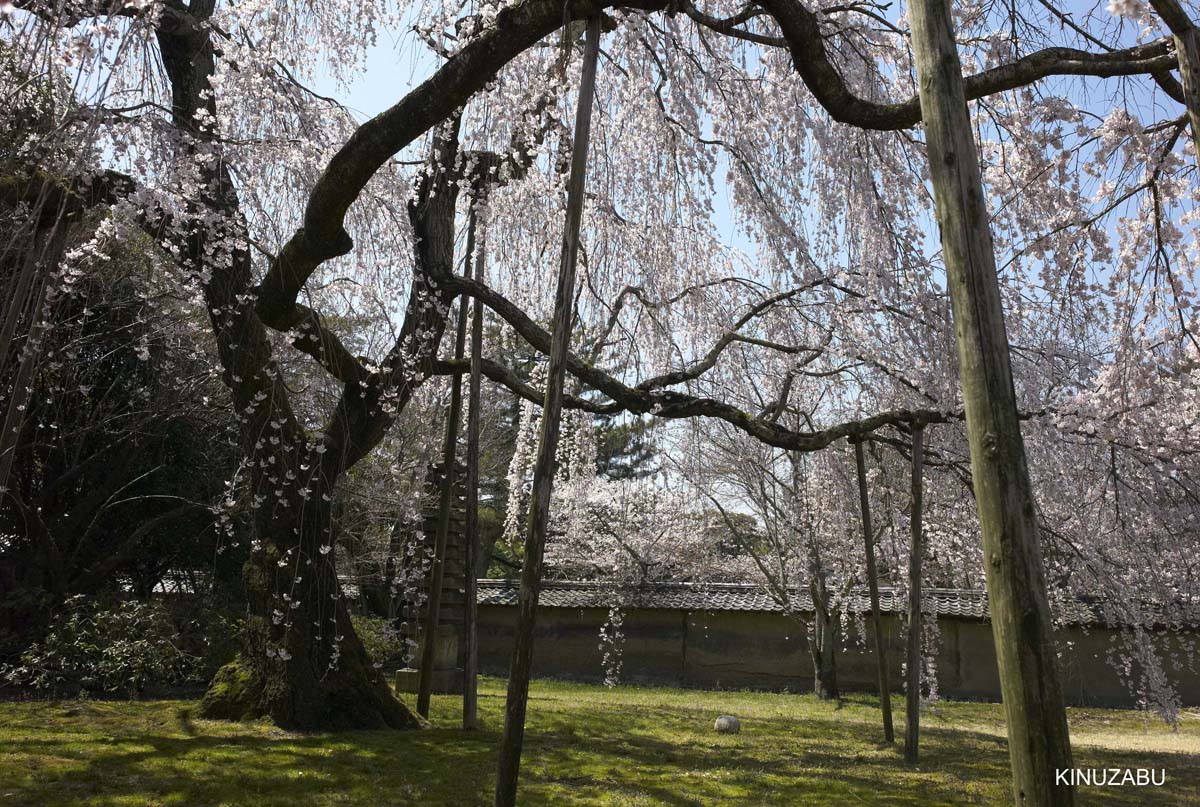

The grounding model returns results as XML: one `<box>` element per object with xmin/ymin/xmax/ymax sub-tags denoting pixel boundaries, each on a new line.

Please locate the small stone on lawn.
<box><xmin>714</xmin><ymin>714</ymin><xmax>741</xmax><ymax>734</ymax></box>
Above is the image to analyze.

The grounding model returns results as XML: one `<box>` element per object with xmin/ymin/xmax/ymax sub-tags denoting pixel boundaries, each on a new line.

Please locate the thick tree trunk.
<box><xmin>494</xmin><ymin>18</ymin><xmax>601</xmax><ymax>807</ymax></box>
<box><xmin>809</xmin><ymin>598</ymin><xmax>840</xmax><ymax>701</ymax></box>
<box><xmin>198</xmin><ymin>503</ymin><xmax>421</xmax><ymax>730</ymax></box>
<box><xmin>815</xmin><ymin>646</ymin><xmax>838</xmax><ymax>700</ymax></box>
<box><xmin>3</xmin><ymin>0</ymin><xmax>461</xmax><ymax>733</ymax></box>
<box><xmin>853</xmin><ymin>439</ymin><xmax>894</xmax><ymax>743</ymax></box>
<box><xmin>904</xmin><ymin>426</ymin><xmax>924</xmax><ymax>763</ymax></box>
<box><xmin>152</xmin><ymin>7</ymin><xmax>428</xmax><ymax>733</ymax></box>
<box><xmin>907</xmin><ymin>1</ymin><xmax>1075</xmax><ymax>801</ymax></box>
<box><xmin>187</xmin><ymin>131</ymin><xmax>449</xmax><ymax>732</ymax></box>
<box><xmin>192</xmin><ymin>235</ymin><xmax>433</xmax><ymax>731</ymax></box>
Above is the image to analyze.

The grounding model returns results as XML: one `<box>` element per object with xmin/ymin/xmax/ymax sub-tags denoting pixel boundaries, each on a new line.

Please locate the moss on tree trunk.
<box><xmin>198</xmin><ymin>624</ymin><xmax>422</xmax><ymax>730</ymax></box>
<box><xmin>198</xmin><ymin>515</ymin><xmax>423</xmax><ymax>731</ymax></box>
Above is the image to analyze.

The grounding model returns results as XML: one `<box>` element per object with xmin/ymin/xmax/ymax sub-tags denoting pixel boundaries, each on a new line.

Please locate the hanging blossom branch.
<box><xmin>251</xmin><ymin>0</ymin><xmax>666</xmax><ymax>336</ymax></box>
<box><xmin>19</xmin><ymin>0</ymin><xmax>1187</xmax><ymax>355</ymax></box>
<box><xmin>204</xmin><ymin>0</ymin><xmax>1187</xmax><ymax>333</ymax></box>
<box><xmin>442</xmin><ymin>273</ymin><xmax>951</xmax><ymax>449</ymax></box>
<box><xmin>739</xmin><ymin>0</ymin><xmax>1181</xmax><ymax>129</ymax></box>
<box><xmin>441</xmin><ymin>275</ymin><xmax>1196</xmax><ymax>458</ymax></box>
<box><xmin>635</xmin><ymin>279</ymin><xmax>834</xmax><ymax>392</ymax></box>
<box><xmin>14</xmin><ymin>0</ymin><xmax>1189</xmax><ymax>477</ymax></box>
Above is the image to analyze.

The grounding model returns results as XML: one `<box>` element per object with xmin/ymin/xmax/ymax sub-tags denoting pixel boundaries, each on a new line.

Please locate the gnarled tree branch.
<box><xmin>755</xmin><ymin>0</ymin><xmax>1176</xmax><ymax>130</ymax></box>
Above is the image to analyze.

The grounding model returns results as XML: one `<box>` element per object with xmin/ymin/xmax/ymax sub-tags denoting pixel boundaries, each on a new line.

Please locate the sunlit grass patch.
<box><xmin>0</xmin><ymin>678</ymin><xmax>1196</xmax><ymax>806</ymax></box>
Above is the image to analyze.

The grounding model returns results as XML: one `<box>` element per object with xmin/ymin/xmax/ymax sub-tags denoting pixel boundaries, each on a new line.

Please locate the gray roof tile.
<box><xmin>477</xmin><ymin>579</ymin><xmax>1110</xmax><ymax>625</ymax></box>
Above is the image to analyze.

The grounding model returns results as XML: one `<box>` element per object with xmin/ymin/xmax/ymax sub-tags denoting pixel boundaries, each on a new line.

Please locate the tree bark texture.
<box><xmin>907</xmin><ymin>0</ymin><xmax>1075</xmax><ymax>800</ymax></box>
<box><xmin>154</xmin><ymin>12</ymin><xmax>434</xmax><ymax>731</ymax></box>
<box><xmin>809</xmin><ymin>579</ymin><xmax>840</xmax><ymax>701</ymax></box>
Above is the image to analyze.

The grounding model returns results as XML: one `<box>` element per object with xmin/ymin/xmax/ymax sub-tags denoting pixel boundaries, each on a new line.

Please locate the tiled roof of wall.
<box><xmin>476</xmin><ymin>579</ymin><xmax>1114</xmax><ymax>625</ymax></box>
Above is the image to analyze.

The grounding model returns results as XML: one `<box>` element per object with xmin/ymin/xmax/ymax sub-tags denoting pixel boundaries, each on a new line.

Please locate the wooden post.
<box><xmin>903</xmin><ymin>426</ymin><xmax>924</xmax><ymax>763</ymax></box>
<box><xmin>1149</xmin><ymin>0</ymin><xmax>1200</xmax><ymax>159</ymax></box>
<box><xmin>493</xmin><ymin>17</ymin><xmax>602</xmax><ymax>807</ymax></box>
<box><xmin>853</xmin><ymin>438</ymin><xmax>893</xmax><ymax>744</ymax></box>
<box><xmin>463</xmin><ymin>205</ymin><xmax>483</xmax><ymax>730</ymax></box>
<box><xmin>907</xmin><ymin>0</ymin><xmax>1075</xmax><ymax>801</ymax></box>
<box><xmin>416</xmin><ymin>288</ymin><xmax>470</xmax><ymax>717</ymax></box>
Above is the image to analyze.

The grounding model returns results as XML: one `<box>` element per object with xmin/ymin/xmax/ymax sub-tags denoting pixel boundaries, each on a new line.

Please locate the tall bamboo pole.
<box><xmin>903</xmin><ymin>426</ymin><xmax>924</xmax><ymax>763</ymax></box>
<box><xmin>416</xmin><ymin>281</ymin><xmax>471</xmax><ymax>718</ymax></box>
<box><xmin>853</xmin><ymin>438</ymin><xmax>893</xmax><ymax>744</ymax></box>
<box><xmin>463</xmin><ymin>206</ymin><xmax>484</xmax><ymax>730</ymax></box>
<box><xmin>907</xmin><ymin>0</ymin><xmax>1074</xmax><ymax>801</ymax></box>
<box><xmin>493</xmin><ymin>17</ymin><xmax>602</xmax><ymax>807</ymax></box>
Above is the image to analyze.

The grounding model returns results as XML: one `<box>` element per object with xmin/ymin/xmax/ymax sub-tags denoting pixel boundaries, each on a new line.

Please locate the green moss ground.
<box><xmin>0</xmin><ymin>678</ymin><xmax>1197</xmax><ymax>805</ymax></box>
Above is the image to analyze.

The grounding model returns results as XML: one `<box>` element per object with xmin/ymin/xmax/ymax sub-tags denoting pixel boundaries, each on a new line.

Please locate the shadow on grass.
<box><xmin>2</xmin><ymin>690</ymin><xmax>1197</xmax><ymax>807</ymax></box>
<box><xmin>10</xmin><ymin>722</ymin><xmax>498</xmax><ymax>806</ymax></box>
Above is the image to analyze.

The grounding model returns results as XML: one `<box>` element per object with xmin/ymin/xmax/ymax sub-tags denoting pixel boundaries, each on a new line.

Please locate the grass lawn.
<box><xmin>1</xmin><ymin>678</ymin><xmax>1197</xmax><ymax>806</ymax></box>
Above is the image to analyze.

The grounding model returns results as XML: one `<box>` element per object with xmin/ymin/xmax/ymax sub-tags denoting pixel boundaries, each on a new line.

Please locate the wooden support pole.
<box><xmin>853</xmin><ymin>438</ymin><xmax>894</xmax><ymax>744</ymax></box>
<box><xmin>463</xmin><ymin>206</ymin><xmax>484</xmax><ymax>730</ymax></box>
<box><xmin>416</xmin><ymin>270</ymin><xmax>471</xmax><ymax>718</ymax></box>
<box><xmin>907</xmin><ymin>0</ymin><xmax>1075</xmax><ymax>801</ymax></box>
<box><xmin>1150</xmin><ymin>0</ymin><xmax>1200</xmax><ymax>159</ymax></box>
<box><xmin>903</xmin><ymin>426</ymin><xmax>924</xmax><ymax>763</ymax></box>
<box><xmin>493</xmin><ymin>17</ymin><xmax>602</xmax><ymax>807</ymax></box>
